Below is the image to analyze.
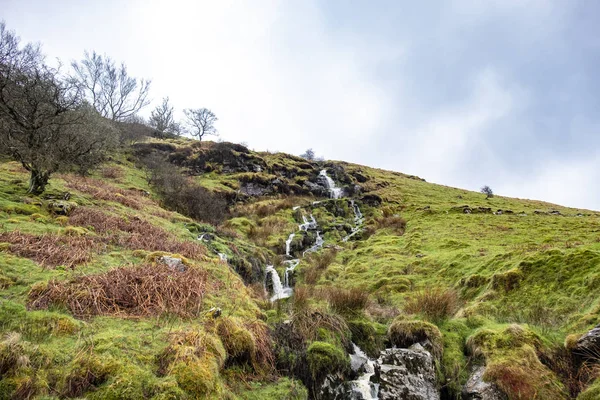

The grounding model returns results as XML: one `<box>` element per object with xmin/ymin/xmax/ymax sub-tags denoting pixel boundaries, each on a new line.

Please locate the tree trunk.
<box><xmin>27</xmin><ymin>169</ymin><xmax>50</xmax><ymax>195</ymax></box>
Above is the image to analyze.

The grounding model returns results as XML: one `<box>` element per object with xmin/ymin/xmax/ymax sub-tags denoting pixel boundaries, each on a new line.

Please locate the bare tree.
<box><xmin>480</xmin><ymin>185</ymin><xmax>494</xmax><ymax>199</ymax></box>
<box><xmin>300</xmin><ymin>148</ymin><xmax>315</xmax><ymax>160</ymax></box>
<box><xmin>0</xmin><ymin>23</ymin><xmax>117</xmax><ymax>194</ymax></box>
<box><xmin>149</xmin><ymin>97</ymin><xmax>180</xmax><ymax>137</ymax></box>
<box><xmin>71</xmin><ymin>51</ymin><xmax>151</xmax><ymax>121</ymax></box>
<box><xmin>183</xmin><ymin>108</ymin><xmax>217</xmax><ymax>143</ymax></box>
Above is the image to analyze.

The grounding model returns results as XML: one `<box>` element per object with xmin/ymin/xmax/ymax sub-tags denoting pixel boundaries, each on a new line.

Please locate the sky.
<box><xmin>3</xmin><ymin>0</ymin><xmax>600</xmax><ymax>209</ymax></box>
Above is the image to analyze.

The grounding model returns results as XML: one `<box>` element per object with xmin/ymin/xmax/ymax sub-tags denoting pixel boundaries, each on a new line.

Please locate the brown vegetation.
<box><xmin>0</xmin><ymin>231</ymin><xmax>99</xmax><ymax>268</ymax></box>
<box><xmin>68</xmin><ymin>207</ymin><xmax>205</xmax><ymax>259</ymax></box>
<box><xmin>100</xmin><ymin>166</ymin><xmax>124</xmax><ymax>179</ymax></box>
<box><xmin>321</xmin><ymin>286</ymin><xmax>369</xmax><ymax>315</ymax></box>
<box><xmin>63</xmin><ymin>175</ymin><xmax>146</xmax><ymax>209</ymax></box>
<box><xmin>404</xmin><ymin>287</ymin><xmax>458</xmax><ymax>321</ymax></box>
<box><xmin>29</xmin><ymin>264</ymin><xmax>211</xmax><ymax>318</ymax></box>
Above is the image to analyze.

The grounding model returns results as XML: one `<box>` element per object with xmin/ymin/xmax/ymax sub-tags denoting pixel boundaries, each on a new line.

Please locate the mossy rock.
<box><xmin>46</xmin><ymin>200</ymin><xmax>77</xmax><ymax>216</ymax></box>
<box><xmin>216</xmin><ymin>317</ymin><xmax>256</xmax><ymax>365</ymax></box>
<box><xmin>61</xmin><ymin>226</ymin><xmax>91</xmax><ymax>237</ymax></box>
<box><xmin>388</xmin><ymin>319</ymin><xmax>443</xmax><ymax>360</ymax></box>
<box><xmin>491</xmin><ymin>269</ymin><xmax>523</xmax><ymax>292</ymax></box>
<box><xmin>170</xmin><ymin>355</ymin><xmax>222</xmax><ymax>398</ymax></box>
<box><xmin>1</xmin><ymin>203</ymin><xmax>40</xmax><ymax>215</ymax></box>
<box><xmin>306</xmin><ymin>341</ymin><xmax>349</xmax><ymax>380</ymax></box>
<box><xmin>578</xmin><ymin>378</ymin><xmax>600</xmax><ymax>400</ymax></box>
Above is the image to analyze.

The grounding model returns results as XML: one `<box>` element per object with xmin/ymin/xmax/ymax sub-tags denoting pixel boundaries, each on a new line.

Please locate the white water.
<box><xmin>320</xmin><ymin>169</ymin><xmax>342</xmax><ymax>199</ymax></box>
<box><xmin>349</xmin><ymin>343</ymin><xmax>379</xmax><ymax>399</ymax></box>
<box><xmin>266</xmin><ymin>265</ymin><xmax>292</xmax><ymax>301</ymax></box>
<box><xmin>197</xmin><ymin>233</ymin><xmax>207</xmax><ymax>241</ymax></box>
<box><xmin>293</xmin><ymin>206</ymin><xmax>301</xmax><ymax>211</ymax></box>
<box><xmin>218</xmin><ymin>253</ymin><xmax>227</xmax><ymax>262</ymax></box>
<box><xmin>303</xmin><ymin>231</ymin><xmax>324</xmax><ymax>256</ymax></box>
<box><xmin>283</xmin><ymin>259</ymin><xmax>300</xmax><ymax>287</ymax></box>
<box><xmin>343</xmin><ymin>200</ymin><xmax>365</xmax><ymax>242</ymax></box>
<box><xmin>298</xmin><ymin>214</ymin><xmax>317</xmax><ymax>231</ymax></box>
<box><xmin>285</xmin><ymin>233</ymin><xmax>295</xmax><ymax>257</ymax></box>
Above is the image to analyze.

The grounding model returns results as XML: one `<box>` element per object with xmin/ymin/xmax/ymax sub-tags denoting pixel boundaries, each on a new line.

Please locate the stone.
<box><xmin>462</xmin><ymin>366</ymin><xmax>507</xmax><ymax>400</ymax></box>
<box><xmin>574</xmin><ymin>324</ymin><xmax>600</xmax><ymax>360</ymax></box>
<box><xmin>46</xmin><ymin>200</ymin><xmax>77</xmax><ymax>216</ymax></box>
<box><xmin>375</xmin><ymin>344</ymin><xmax>439</xmax><ymax>400</ymax></box>
<box><xmin>159</xmin><ymin>256</ymin><xmax>186</xmax><ymax>272</ymax></box>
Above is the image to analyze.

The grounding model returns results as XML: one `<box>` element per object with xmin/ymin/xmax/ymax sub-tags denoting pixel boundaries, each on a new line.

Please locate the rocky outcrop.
<box><xmin>158</xmin><ymin>256</ymin><xmax>187</xmax><ymax>272</ymax></box>
<box><xmin>375</xmin><ymin>344</ymin><xmax>439</xmax><ymax>400</ymax></box>
<box><xmin>462</xmin><ymin>366</ymin><xmax>507</xmax><ymax>400</ymax></box>
<box><xmin>573</xmin><ymin>324</ymin><xmax>600</xmax><ymax>360</ymax></box>
<box><xmin>46</xmin><ymin>200</ymin><xmax>77</xmax><ymax>216</ymax></box>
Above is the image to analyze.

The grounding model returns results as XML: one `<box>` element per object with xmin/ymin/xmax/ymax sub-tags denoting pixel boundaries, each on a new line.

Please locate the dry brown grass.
<box><xmin>321</xmin><ymin>286</ymin><xmax>369</xmax><ymax>316</ymax></box>
<box><xmin>29</xmin><ymin>264</ymin><xmax>211</xmax><ymax>318</ymax></box>
<box><xmin>100</xmin><ymin>166</ymin><xmax>124</xmax><ymax>180</ymax></box>
<box><xmin>68</xmin><ymin>207</ymin><xmax>205</xmax><ymax>259</ymax></box>
<box><xmin>0</xmin><ymin>231</ymin><xmax>100</xmax><ymax>268</ymax></box>
<box><xmin>404</xmin><ymin>287</ymin><xmax>458</xmax><ymax>321</ymax></box>
<box><xmin>62</xmin><ymin>175</ymin><xmax>147</xmax><ymax>209</ymax></box>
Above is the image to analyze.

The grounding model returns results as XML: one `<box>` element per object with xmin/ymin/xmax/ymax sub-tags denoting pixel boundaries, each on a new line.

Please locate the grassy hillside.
<box><xmin>1</xmin><ymin>137</ymin><xmax>600</xmax><ymax>399</ymax></box>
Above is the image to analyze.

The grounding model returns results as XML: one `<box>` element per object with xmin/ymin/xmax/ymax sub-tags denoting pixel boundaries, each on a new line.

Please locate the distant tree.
<box><xmin>481</xmin><ymin>185</ymin><xmax>494</xmax><ymax>199</ymax></box>
<box><xmin>0</xmin><ymin>23</ymin><xmax>117</xmax><ymax>193</ymax></box>
<box><xmin>183</xmin><ymin>107</ymin><xmax>217</xmax><ymax>144</ymax></box>
<box><xmin>71</xmin><ymin>51</ymin><xmax>151</xmax><ymax>121</ymax></box>
<box><xmin>149</xmin><ymin>97</ymin><xmax>180</xmax><ymax>137</ymax></box>
<box><xmin>300</xmin><ymin>148</ymin><xmax>315</xmax><ymax>160</ymax></box>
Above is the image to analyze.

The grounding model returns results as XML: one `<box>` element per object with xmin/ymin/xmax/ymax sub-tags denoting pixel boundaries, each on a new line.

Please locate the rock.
<box><xmin>351</xmin><ymin>171</ymin><xmax>368</xmax><ymax>183</ymax></box>
<box><xmin>573</xmin><ymin>324</ymin><xmax>600</xmax><ymax>361</ymax></box>
<box><xmin>240</xmin><ymin>182</ymin><xmax>272</xmax><ymax>197</ymax></box>
<box><xmin>549</xmin><ymin>210</ymin><xmax>562</xmax><ymax>216</ymax></box>
<box><xmin>46</xmin><ymin>200</ymin><xmax>77</xmax><ymax>216</ymax></box>
<box><xmin>304</xmin><ymin>180</ymin><xmax>329</xmax><ymax>198</ymax></box>
<box><xmin>361</xmin><ymin>194</ymin><xmax>382</xmax><ymax>207</ymax></box>
<box><xmin>375</xmin><ymin>344</ymin><xmax>439</xmax><ymax>400</ymax></box>
<box><xmin>159</xmin><ymin>256</ymin><xmax>187</xmax><ymax>272</ymax></box>
<box><xmin>462</xmin><ymin>366</ymin><xmax>507</xmax><ymax>400</ymax></box>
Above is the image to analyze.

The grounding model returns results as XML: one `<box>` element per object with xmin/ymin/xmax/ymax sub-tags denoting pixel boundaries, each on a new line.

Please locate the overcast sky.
<box><xmin>3</xmin><ymin>0</ymin><xmax>599</xmax><ymax>209</ymax></box>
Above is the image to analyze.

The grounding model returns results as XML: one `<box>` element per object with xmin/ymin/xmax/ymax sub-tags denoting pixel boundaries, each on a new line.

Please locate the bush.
<box><xmin>142</xmin><ymin>156</ymin><xmax>227</xmax><ymax>224</ymax></box>
<box><xmin>100</xmin><ymin>166</ymin><xmax>124</xmax><ymax>179</ymax></box>
<box><xmin>404</xmin><ymin>287</ymin><xmax>458</xmax><ymax>322</ymax></box>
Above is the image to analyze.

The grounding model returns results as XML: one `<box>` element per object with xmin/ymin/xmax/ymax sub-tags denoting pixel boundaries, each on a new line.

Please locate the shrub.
<box><xmin>28</xmin><ymin>263</ymin><xmax>210</xmax><ymax>318</ymax></box>
<box><xmin>388</xmin><ymin>319</ymin><xmax>443</xmax><ymax>360</ymax></box>
<box><xmin>404</xmin><ymin>287</ymin><xmax>458</xmax><ymax>322</ymax></box>
<box><xmin>100</xmin><ymin>166</ymin><xmax>124</xmax><ymax>179</ymax></box>
<box><xmin>142</xmin><ymin>156</ymin><xmax>228</xmax><ymax>224</ymax></box>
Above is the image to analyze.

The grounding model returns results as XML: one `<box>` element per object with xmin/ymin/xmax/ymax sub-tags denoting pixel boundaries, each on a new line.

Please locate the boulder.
<box><xmin>573</xmin><ymin>324</ymin><xmax>600</xmax><ymax>361</ymax></box>
<box><xmin>361</xmin><ymin>194</ymin><xmax>382</xmax><ymax>207</ymax></box>
<box><xmin>375</xmin><ymin>344</ymin><xmax>439</xmax><ymax>400</ymax></box>
<box><xmin>462</xmin><ymin>366</ymin><xmax>507</xmax><ymax>400</ymax></box>
<box><xmin>158</xmin><ymin>256</ymin><xmax>186</xmax><ymax>272</ymax></box>
<box><xmin>46</xmin><ymin>200</ymin><xmax>77</xmax><ymax>216</ymax></box>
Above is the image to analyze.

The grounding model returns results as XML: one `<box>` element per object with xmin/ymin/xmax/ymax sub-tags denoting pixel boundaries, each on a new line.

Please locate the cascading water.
<box><xmin>347</xmin><ymin>343</ymin><xmax>379</xmax><ymax>399</ymax></box>
<box><xmin>266</xmin><ymin>265</ymin><xmax>292</xmax><ymax>301</ymax></box>
<box><xmin>320</xmin><ymin>169</ymin><xmax>342</xmax><ymax>199</ymax></box>
<box><xmin>218</xmin><ymin>253</ymin><xmax>227</xmax><ymax>262</ymax></box>
<box><xmin>285</xmin><ymin>233</ymin><xmax>295</xmax><ymax>257</ymax></box>
<box><xmin>343</xmin><ymin>200</ymin><xmax>364</xmax><ymax>242</ymax></box>
<box><xmin>303</xmin><ymin>231</ymin><xmax>324</xmax><ymax>256</ymax></box>
<box><xmin>298</xmin><ymin>214</ymin><xmax>317</xmax><ymax>231</ymax></box>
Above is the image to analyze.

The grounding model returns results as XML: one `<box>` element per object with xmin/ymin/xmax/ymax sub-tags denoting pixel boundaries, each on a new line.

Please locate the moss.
<box><xmin>1</xmin><ymin>203</ymin><xmax>40</xmax><ymax>215</ymax></box>
<box><xmin>144</xmin><ymin>251</ymin><xmax>191</xmax><ymax>265</ymax></box>
<box><xmin>29</xmin><ymin>213</ymin><xmax>46</xmax><ymax>222</ymax></box>
<box><xmin>387</xmin><ymin>319</ymin><xmax>443</xmax><ymax>360</ymax></box>
<box><xmin>466</xmin><ymin>324</ymin><xmax>567</xmax><ymax>400</ymax></box>
<box><xmin>348</xmin><ymin>319</ymin><xmax>385</xmax><ymax>358</ymax></box>
<box><xmin>491</xmin><ymin>268</ymin><xmax>523</xmax><ymax>292</ymax></box>
<box><xmin>61</xmin><ymin>226</ymin><xmax>91</xmax><ymax>237</ymax></box>
<box><xmin>54</xmin><ymin>216</ymin><xmax>69</xmax><ymax>226</ymax></box>
<box><xmin>306</xmin><ymin>341</ymin><xmax>349</xmax><ymax>380</ymax></box>
<box><xmin>170</xmin><ymin>355</ymin><xmax>222</xmax><ymax>398</ymax></box>
<box><xmin>235</xmin><ymin>377</ymin><xmax>308</xmax><ymax>400</ymax></box>
<box><xmin>217</xmin><ymin>317</ymin><xmax>256</xmax><ymax>365</ymax></box>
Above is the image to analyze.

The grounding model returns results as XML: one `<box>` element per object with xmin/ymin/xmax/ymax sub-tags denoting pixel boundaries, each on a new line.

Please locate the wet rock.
<box><xmin>304</xmin><ymin>180</ymin><xmax>329</xmax><ymax>197</ymax></box>
<box><xmin>462</xmin><ymin>366</ymin><xmax>507</xmax><ymax>400</ymax></box>
<box><xmin>351</xmin><ymin>171</ymin><xmax>368</xmax><ymax>183</ymax></box>
<box><xmin>375</xmin><ymin>344</ymin><xmax>439</xmax><ymax>400</ymax></box>
<box><xmin>573</xmin><ymin>324</ymin><xmax>600</xmax><ymax>361</ymax></box>
<box><xmin>159</xmin><ymin>256</ymin><xmax>186</xmax><ymax>272</ymax></box>
<box><xmin>361</xmin><ymin>194</ymin><xmax>382</xmax><ymax>207</ymax></box>
<box><xmin>240</xmin><ymin>182</ymin><xmax>272</xmax><ymax>197</ymax></box>
<box><xmin>46</xmin><ymin>200</ymin><xmax>77</xmax><ymax>216</ymax></box>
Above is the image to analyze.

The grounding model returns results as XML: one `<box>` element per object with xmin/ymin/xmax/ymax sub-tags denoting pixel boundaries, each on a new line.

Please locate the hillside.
<box><xmin>1</xmin><ymin>136</ymin><xmax>600</xmax><ymax>400</ymax></box>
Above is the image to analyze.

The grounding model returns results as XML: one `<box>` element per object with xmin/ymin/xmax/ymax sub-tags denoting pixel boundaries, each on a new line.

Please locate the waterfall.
<box><xmin>320</xmin><ymin>169</ymin><xmax>342</xmax><ymax>199</ymax></box>
<box><xmin>343</xmin><ymin>200</ymin><xmax>364</xmax><ymax>242</ymax></box>
<box><xmin>299</xmin><ymin>214</ymin><xmax>317</xmax><ymax>231</ymax></box>
<box><xmin>285</xmin><ymin>233</ymin><xmax>295</xmax><ymax>257</ymax></box>
<box><xmin>283</xmin><ymin>259</ymin><xmax>300</xmax><ymax>287</ymax></box>
<box><xmin>218</xmin><ymin>253</ymin><xmax>227</xmax><ymax>262</ymax></box>
<box><xmin>303</xmin><ymin>231</ymin><xmax>324</xmax><ymax>256</ymax></box>
<box><xmin>197</xmin><ymin>233</ymin><xmax>207</xmax><ymax>241</ymax></box>
<box><xmin>266</xmin><ymin>265</ymin><xmax>292</xmax><ymax>301</ymax></box>
<box><xmin>348</xmin><ymin>343</ymin><xmax>379</xmax><ymax>399</ymax></box>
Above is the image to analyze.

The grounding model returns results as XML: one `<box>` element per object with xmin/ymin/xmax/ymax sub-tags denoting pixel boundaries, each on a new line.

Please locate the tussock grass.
<box><xmin>404</xmin><ymin>287</ymin><xmax>458</xmax><ymax>322</ymax></box>
<box><xmin>62</xmin><ymin>174</ymin><xmax>146</xmax><ymax>209</ymax></box>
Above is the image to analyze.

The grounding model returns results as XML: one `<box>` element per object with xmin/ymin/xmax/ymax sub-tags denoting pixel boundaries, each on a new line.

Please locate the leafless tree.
<box><xmin>183</xmin><ymin>107</ymin><xmax>217</xmax><ymax>144</ymax></box>
<box><xmin>300</xmin><ymin>148</ymin><xmax>315</xmax><ymax>160</ymax></box>
<box><xmin>480</xmin><ymin>185</ymin><xmax>494</xmax><ymax>199</ymax></box>
<box><xmin>149</xmin><ymin>97</ymin><xmax>180</xmax><ymax>137</ymax></box>
<box><xmin>0</xmin><ymin>23</ymin><xmax>117</xmax><ymax>194</ymax></box>
<box><xmin>71</xmin><ymin>50</ymin><xmax>151</xmax><ymax>121</ymax></box>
